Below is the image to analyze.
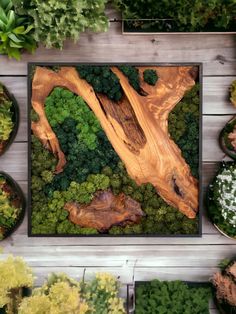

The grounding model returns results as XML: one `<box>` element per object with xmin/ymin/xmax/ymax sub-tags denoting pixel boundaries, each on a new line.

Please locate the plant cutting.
<box><xmin>13</xmin><ymin>0</ymin><xmax>109</xmax><ymax>50</ymax></box>
<box><xmin>207</xmin><ymin>162</ymin><xmax>236</xmax><ymax>239</ymax></box>
<box><xmin>135</xmin><ymin>280</ymin><xmax>212</xmax><ymax>314</ymax></box>
<box><xmin>212</xmin><ymin>259</ymin><xmax>236</xmax><ymax>314</ymax></box>
<box><xmin>0</xmin><ymin>0</ymin><xmax>36</xmax><ymax>60</ymax></box>
<box><xmin>0</xmin><ymin>82</ymin><xmax>19</xmax><ymax>156</ymax></box>
<box><xmin>29</xmin><ymin>63</ymin><xmax>201</xmax><ymax>236</ymax></box>
<box><xmin>0</xmin><ymin>255</ymin><xmax>34</xmax><ymax>314</ymax></box>
<box><xmin>114</xmin><ymin>0</ymin><xmax>236</xmax><ymax>33</ymax></box>
<box><xmin>220</xmin><ymin>80</ymin><xmax>236</xmax><ymax>159</ymax></box>
<box><xmin>0</xmin><ymin>172</ymin><xmax>25</xmax><ymax>240</ymax></box>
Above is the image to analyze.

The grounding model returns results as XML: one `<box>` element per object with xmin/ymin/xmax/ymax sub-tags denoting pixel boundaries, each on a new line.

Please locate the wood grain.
<box><xmin>0</xmin><ymin>22</ymin><xmax>235</xmax><ymax>76</ymax></box>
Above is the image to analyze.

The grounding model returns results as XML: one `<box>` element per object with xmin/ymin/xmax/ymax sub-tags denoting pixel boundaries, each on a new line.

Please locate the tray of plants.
<box><xmin>113</xmin><ymin>0</ymin><xmax>236</xmax><ymax>34</ymax></box>
<box><xmin>127</xmin><ymin>280</ymin><xmax>212</xmax><ymax>314</ymax></box>
<box><xmin>28</xmin><ymin>63</ymin><xmax>202</xmax><ymax>237</ymax></box>
<box><xmin>0</xmin><ymin>83</ymin><xmax>19</xmax><ymax>156</ymax></box>
<box><xmin>212</xmin><ymin>259</ymin><xmax>236</xmax><ymax>314</ymax></box>
<box><xmin>0</xmin><ymin>172</ymin><xmax>26</xmax><ymax>241</ymax></box>
<box><xmin>207</xmin><ymin>162</ymin><xmax>236</xmax><ymax>240</ymax></box>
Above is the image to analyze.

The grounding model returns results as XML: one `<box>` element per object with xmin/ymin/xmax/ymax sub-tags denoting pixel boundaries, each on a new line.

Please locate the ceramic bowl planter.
<box><xmin>28</xmin><ymin>62</ymin><xmax>202</xmax><ymax>237</ymax></box>
<box><xmin>0</xmin><ymin>83</ymin><xmax>20</xmax><ymax>156</ymax></box>
<box><xmin>0</xmin><ymin>171</ymin><xmax>26</xmax><ymax>240</ymax></box>
<box><xmin>219</xmin><ymin>116</ymin><xmax>236</xmax><ymax>160</ymax></box>
<box><xmin>206</xmin><ymin>162</ymin><xmax>236</xmax><ymax>240</ymax></box>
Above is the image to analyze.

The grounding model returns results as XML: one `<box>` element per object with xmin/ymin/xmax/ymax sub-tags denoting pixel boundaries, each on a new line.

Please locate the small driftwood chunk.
<box><xmin>213</xmin><ymin>272</ymin><xmax>236</xmax><ymax>307</ymax></box>
<box><xmin>228</xmin><ymin>126</ymin><xmax>236</xmax><ymax>150</ymax></box>
<box><xmin>64</xmin><ymin>190</ymin><xmax>145</xmax><ymax>232</ymax></box>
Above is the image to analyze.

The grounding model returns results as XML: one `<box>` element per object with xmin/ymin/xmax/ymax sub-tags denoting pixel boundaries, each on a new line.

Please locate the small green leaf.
<box><xmin>22</xmin><ymin>24</ymin><xmax>33</xmax><ymax>34</ymax></box>
<box><xmin>8</xmin><ymin>33</ymin><xmax>23</xmax><ymax>43</ymax></box>
<box><xmin>9</xmin><ymin>39</ymin><xmax>23</xmax><ymax>48</ymax></box>
<box><xmin>8</xmin><ymin>46</ymin><xmax>21</xmax><ymax>60</ymax></box>
<box><xmin>13</xmin><ymin>25</ymin><xmax>25</xmax><ymax>34</ymax></box>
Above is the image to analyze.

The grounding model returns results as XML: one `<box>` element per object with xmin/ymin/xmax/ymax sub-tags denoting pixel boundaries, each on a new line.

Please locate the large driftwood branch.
<box><xmin>32</xmin><ymin>66</ymin><xmax>199</xmax><ymax>218</ymax></box>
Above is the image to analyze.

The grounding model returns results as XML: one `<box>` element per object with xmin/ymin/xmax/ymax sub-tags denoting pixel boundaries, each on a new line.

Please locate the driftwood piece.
<box><xmin>64</xmin><ymin>190</ymin><xmax>145</xmax><ymax>232</ymax></box>
<box><xmin>32</xmin><ymin>65</ymin><xmax>199</xmax><ymax>218</ymax></box>
<box><xmin>228</xmin><ymin>125</ymin><xmax>236</xmax><ymax>150</ymax></box>
<box><xmin>213</xmin><ymin>272</ymin><xmax>236</xmax><ymax>307</ymax></box>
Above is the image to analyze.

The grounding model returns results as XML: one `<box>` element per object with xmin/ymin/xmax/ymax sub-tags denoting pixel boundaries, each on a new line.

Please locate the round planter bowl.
<box><xmin>213</xmin><ymin>223</ymin><xmax>236</xmax><ymax>241</ymax></box>
<box><xmin>206</xmin><ymin>167</ymin><xmax>236</xmax><ymax>241</ymax></box>
<box><xmin>0</xmin><ymin>84</ymin><xmax>20</xmax><ymax>156</ymax></box>
<box><xmin>0</xmin><ymin>172</ymin><xmax>26</xmax><ymax>240</ymax></box>
<box><xmin>219</xmin><ymin>116</ymin><xmax>236</xmax><ymax>160</ymax></box>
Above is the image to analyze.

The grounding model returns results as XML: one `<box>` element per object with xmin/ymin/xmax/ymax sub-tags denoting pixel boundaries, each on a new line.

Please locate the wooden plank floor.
<box><xmin>0</xmin><ymin>16</ymin><xmax>236</xmax><ymax>312</ymax></box>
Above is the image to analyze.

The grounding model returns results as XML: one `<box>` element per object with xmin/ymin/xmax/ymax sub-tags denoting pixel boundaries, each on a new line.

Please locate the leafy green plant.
<box><xmin>114</xmin><ymin>0</ymin><xmax>236</xmax><ymax>32</ymax></box>
<box><xmin>0</xmin><ymin>255</ymin><xmax>34</xmax><ymax>313</ymax></box>
<box><xmin>0</xmin><ymin>0</ymin><xmax>36</xmax><ymax>60</ymax></box>
<box><xmin>0</xmin><ymin>83</ymin><xmax>13</xmax><ymax>144</ymax></box>
<box><xmin>208</xmin><ymin>162</ymin><xmax>236</xmax><ymax>238</ymax></box>
<box><xmin>135</xmin><ymin>280</ymin><xmax>211</xmax><ymax>314</ymax></box>
<box><xmin>13</xmin><ymin>0</ymin><xmax>109</xmax><ymax>49</ymax></box>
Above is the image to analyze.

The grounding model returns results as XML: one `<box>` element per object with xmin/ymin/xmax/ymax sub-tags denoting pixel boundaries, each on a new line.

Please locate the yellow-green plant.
<box><xmin>0</xmin><ymin>256</ymin><xmax>34</xmax><ymax>314</ymax></box>
<box><xmin>0</xmin><ymin>84</ymin><xmax>13</xmax><ymax>143</ymax></box>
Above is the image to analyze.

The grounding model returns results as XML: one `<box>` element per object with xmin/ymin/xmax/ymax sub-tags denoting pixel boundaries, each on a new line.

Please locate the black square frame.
<box><xmin>27</xmin><ymin>62</ymin><xmax>203</xmax><ymax>238</ymax></box>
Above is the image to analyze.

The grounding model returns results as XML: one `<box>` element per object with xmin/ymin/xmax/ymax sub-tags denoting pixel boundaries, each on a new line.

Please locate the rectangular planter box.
<box><xmin>28</xmin><ymin>62</ymin><xmax>203</xmax><ymax>238</ymax></box>
<box><xmin>127</xmin><ymin>281</ymin><xmax>212</xmax><ymax>313</ymax></box>
<box><xmin>122</xmin><ymin>19</ymin><xmax>236</xmax><ymax>34</ymax></box>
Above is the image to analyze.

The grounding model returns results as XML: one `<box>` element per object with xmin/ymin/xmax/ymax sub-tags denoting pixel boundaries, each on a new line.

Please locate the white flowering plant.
<box><xmin>208</xmin><ymin>162</ymin><xmax>236</xmax><ymax>238</ymax></box>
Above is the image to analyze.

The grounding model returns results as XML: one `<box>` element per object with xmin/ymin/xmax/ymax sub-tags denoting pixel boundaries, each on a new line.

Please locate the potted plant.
<box><xmin>207</xmin><ymin>162</ymin><xmax>236</xmax><ymax>240</ymax></box>
<box><xmin>113</xmin><ymin>0</ymin><xmax>236</xmax><ymax>34</ymax></box>
<box><xmin>0</xmin><ymin>256</ymin><xmax>34</xmax><ymax>314</ymax></box>
<box><xmin>0</xmin><ymin>172</ymin><xmax>26</xmax><ymax>240</ymax></box>
<box><xmin>129</xmin><ymin>279</ymin><xmax>212</xmax><ymax>313</ymax></box>
<box><xmin>219</xmin><ymin>80</ymin><xmax>236</xmax><ymax>160</ymax></box>
<box><xmin>0</xmin><ymin>83</ymin><xmax>20</xmax><ymax>156</ymax></box>
<box><xmin>28</xmin><ymin>63</ymin><xmax>202</xmax><ymax>237</ymax></box>
<box><xmin>212</xmin><ymin>259</ymin><xmax>236</xmax><ymax>314</ymax></box>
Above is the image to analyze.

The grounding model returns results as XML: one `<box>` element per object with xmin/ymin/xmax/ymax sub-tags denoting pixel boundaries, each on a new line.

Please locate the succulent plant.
<box><xmin>0</xmin><ymin>0</ymin><xmax>36</xmax><ymax>60</ymax></box>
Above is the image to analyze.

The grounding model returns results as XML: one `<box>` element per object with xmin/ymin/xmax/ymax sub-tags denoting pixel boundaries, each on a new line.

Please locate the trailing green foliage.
<box><xmin>0</xmin><ymin>0</ymin><xmax>36</xmax><ymax>60</ymax></box>
<box><xmin>208</xmin><ymin>162</ymin><xmax>236</xmax><ymax>238</ymax></box>
<box><xmin>135</xmin><ymin>280</ymin><xmax>211</xmax><ymax>314</ymax></box>
<box><xmin>143</xmin><ymin>69</ymin><xmax>158</xmax><ymax>85</ymax></box>
<box><xmin>114</xmin><ymin>0</ymin><xmax>236</xmax><ymax>32</ymax></box>
<box><xmin>0</xmin><ymin>83</ymin><xmax>13</xmax><ymax>142</ymax></box>
<box><xmin>13</xmin><ymin>0</ymin><xmax>109</xmax><ymax>49</ymax></box>
<box><xmin>77</xmin><ymin>66</ymin><xmax>123</xmax><ymax>101</ymax></box>
<box><xmin>168</xmin><ymin>84</ymin><xmax>199</xmax><ymax>178</ymax></box>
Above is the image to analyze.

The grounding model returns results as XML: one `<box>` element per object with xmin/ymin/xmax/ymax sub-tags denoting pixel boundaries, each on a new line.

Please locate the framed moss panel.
<box><xmin>28</xmin><ymin>63</ymin><xmax>203</xmax><ymax>237</ymax></box>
